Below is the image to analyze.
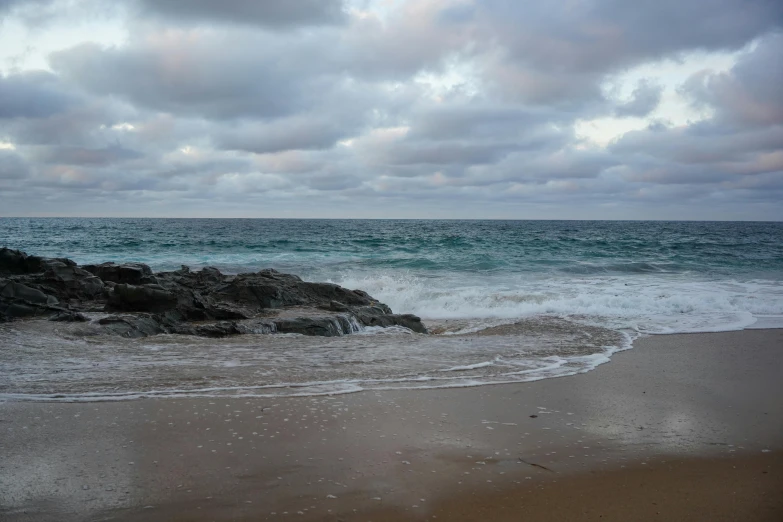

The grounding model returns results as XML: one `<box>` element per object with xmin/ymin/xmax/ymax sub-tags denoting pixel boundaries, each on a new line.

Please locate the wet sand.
<box><xmin>1</xmin><ymin>329</ymin><xmax>781</xmax><ymax>521</ymax></box>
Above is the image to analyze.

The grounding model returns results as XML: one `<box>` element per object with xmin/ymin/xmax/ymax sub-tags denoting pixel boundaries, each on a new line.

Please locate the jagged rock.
<box><xmin>211</xmin><ymin>273</ymin><xmax>304</xmax><ymax>310</ymax></box>
<box><xmin>0</xmin><ymin>247</ymin><xmax>75</xmax><ymax>275</ymax></box>
<box><xmin>394</xmin><ymin>314</ymin><xmax>427</xmax><ymax>333</ymax></box>
<box><xmin>107</xmin><ymin>284</ymin><xmax>178</xmax><ymax>313</ymax></box>
<box><xmin>0</xmin><ymin>248</ymin><xmax>429</xmax><ymax>338</ymax></box>
<box><xmin>1</xmin><ymin>248</ymin><xmax>103</xmax><ymax>302</ymax></box>
<box><xmin>357</xmin><ymin>312</ymin><xmax>427</xmax><ymax>333</ymax></box>
<box><xmin>1</xmin><ymin>281</ymin><xmax>59</xmax><ymax>306</ymax></box>
<box><xmin>209</xmin><ymin>270</ymin><xmax>378</xmax><ymax>312</ymax></box>
<box><xmin>193</xmin><ymin>322</ymin><xmax>243</xmax><ymax>338</ymax></box>
<box><xmin>97</xmin><ymin>314</ymin><xmax>166</xmax><ymax>338</ymax></box>
<box><xmin>298</xmin><ymin>282</ymin><xmax>376</xmax><ymax>307</ymax></box>
<box><xmin>1</xmin><ymin>301</ymin><xmax>42</xmax><ymax>319</ymax></box>
<box><xmin>273</xmin><ymin>314</ymin><xmax>362</xmax><ymax>337</ymax></box>
<box><xmin>0</xmin><ymin>248</ymin><xmax>29</xmax><ymax>274</ymax></box>
<box><xmin>42</xmin><ymin>262</ymin><xmax>104</xmax><ymax>299</ymax></box>
<box><xmin>83</xmin><ymin>262</ymin><xmax>158</xmax><ymax>285</ymax></box>
<box><xmin>0</xmin><ymin>280</ymin><xmax>62</xmax><ymax>319</ymax></box>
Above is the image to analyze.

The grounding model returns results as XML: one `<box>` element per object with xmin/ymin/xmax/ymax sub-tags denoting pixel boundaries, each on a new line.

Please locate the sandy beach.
<box><xmin>1</xmin><ymin>329</ymin><xmax>781</xmax><ymax>521</ymax></box>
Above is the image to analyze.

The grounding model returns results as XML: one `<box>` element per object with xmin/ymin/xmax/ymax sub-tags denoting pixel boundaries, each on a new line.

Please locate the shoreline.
<box><xmin>1</xmin><ymin>329</ymin><xmax>782</xmax><ymax>520</ymax></box>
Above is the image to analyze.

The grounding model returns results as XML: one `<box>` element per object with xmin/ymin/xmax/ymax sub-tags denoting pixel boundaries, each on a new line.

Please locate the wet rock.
<box><xmin>210</xmin><ymin>271</ymin><xmax>378</xmax><ymax>312</ymax></box>
<box><xmin>83</xmin><ymin>262</ymin><xmax>158</xmax><ymax>285</ymax></box>
<box><xmin>394</xmin><ymin>314</ymin><xmax>427</xmax><ymax>333</ymax></box>
<box><xmin>107</xmin><ymin>284</ymin><xmax>178</xmax><ymax>313</ymax></box>
<box><xmin>298</xmin><ymin>282</ymin><xmax>377</xmax><ymax>307</ymax></box>
<box><xmin>49</xmin><ymin>311</ymin><xmax>89</xmax><ymax>322</ymax></box>
<box><xmin>1</xmin><ymin>281</ymin><xmax>59</xmax><ymax>306</ymax></box>
<box><xmin>1</xmin><ymin>301</ymin><xmax>42</xmax><ymax>319</ymax></box>
<box><xmin>0</xmin><ymin>248</ymin><xmax>429</xmax><ymax>337</ymax></box>
<box><xmin>358</xmin><ymin>312</ymin><xmax>426</xmax><ymax>333</ymax></box>
<box><xmin>0</xmin><ymin>280</ymin><xmax>66</xmax><ymax>320</ymax></box>
<box><xmin>193</xmin><ymin>322</ymin><xmax>242</xmax><ymax>338</ymax></box>
<box><xmin>0</xmin><ymin>248</ymin><xmax>29</xmax><ymax>274</ymax></box>
<box><xmin>0</xmin><ymin>247</ymin><xmax>75</xmax><ymax>276</ymax></box>
<box><xmin>97</xmin><ymin>314</ymin><xmax>166</xmax><ymax>338</ymax></box>
<box><xmin>211</xmin><ymin>273</ymin><xmax>303</xmax><ymax>310</ymax></box>
<box><xmin>273</xmin><ymin>315</ymin><xmax>361</xmax><ymax>337</ymax></box>
<box><xmin>42</xmin><ymin>262</ymin><xmax>104</xmax><ymax>299</ymax></box>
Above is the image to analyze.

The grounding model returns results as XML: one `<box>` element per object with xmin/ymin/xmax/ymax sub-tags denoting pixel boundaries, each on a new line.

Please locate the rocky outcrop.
<box><xmin>0</xmin><ymin>280</ymin><xmax>61</xmax><ymax>319</ymax></box>
<box><xmin>107</xmin><ymin>283</ymin><xmax>178</xmax><ymax>313</ymax></box>
<box><xmin>0</xmin><ymin>247</ymin><xmax>427</xmax><ymax>337</ymax></box>
<box><xmin>83</xmin><ymin>262</ymin><xmax>158</xmax><ymax>285</ymax></box>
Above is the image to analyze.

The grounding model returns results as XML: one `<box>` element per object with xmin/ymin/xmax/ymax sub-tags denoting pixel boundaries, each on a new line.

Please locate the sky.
<box><xmin>0</xmin><ymin>0</ymin><xmax>782</xmax><ymax>220</ymax></box>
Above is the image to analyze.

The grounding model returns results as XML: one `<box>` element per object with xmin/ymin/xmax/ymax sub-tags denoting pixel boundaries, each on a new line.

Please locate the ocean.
<box><xmin>1</xmin><ymin>218</ymin><xmax>782</xmax><ymax>401</ymax></box>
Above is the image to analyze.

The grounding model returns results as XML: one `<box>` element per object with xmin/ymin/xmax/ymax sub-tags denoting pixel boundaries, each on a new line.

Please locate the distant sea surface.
<box><xmin>2</xmin><ymin>218</ymin><xmax>782</xmax><ymax>401</ymax></box>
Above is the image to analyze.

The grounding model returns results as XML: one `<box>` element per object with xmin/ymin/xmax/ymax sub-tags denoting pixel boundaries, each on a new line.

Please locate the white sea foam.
<box><xmin>0</xmin><ymin>346</ymin><xmax>625</xmax><ymax>403</ymax></box>
<box><xmin>2</xmin><ymin>267</ymin><xmax>780</xmax><ymax>403</ymax></box>
<box><xmin>439</xmin><ymin>361</ymin><xmax>495</xmax><ymax>372</ymax></box>
<box><xmin>329</xmin><ymin>272</ymin><xmax>783</xmax><ymax>335</ymax></box>
<box><xmin>0</xmin><ymin>317</ymin><xmax>633</xmax><ymax>402</ymax></box>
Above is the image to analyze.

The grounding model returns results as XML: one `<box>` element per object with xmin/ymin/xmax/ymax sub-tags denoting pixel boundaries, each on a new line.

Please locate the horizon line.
<box><xmin>1</xmin><ymin>216</ymin><xmax>782</xmax><ymax>223</ymax></box>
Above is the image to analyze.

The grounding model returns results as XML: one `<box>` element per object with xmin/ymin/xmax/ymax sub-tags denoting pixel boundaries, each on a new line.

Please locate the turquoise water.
<box><xmin>3</xmin><ymin>218</ymin><xmax>782</xmax><ymax>274</ymax></box>
<box><xmin>1</xmin><ymin>218</ymin><xmax>782</xmax><ymax>401</ymax></box>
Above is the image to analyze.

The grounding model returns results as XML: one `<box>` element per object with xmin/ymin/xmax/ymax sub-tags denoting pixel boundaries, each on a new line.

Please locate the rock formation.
<box><xmin>0</xmin><ymin>247</ymin><xmax>426</xmax><ymax>338</ymax></box>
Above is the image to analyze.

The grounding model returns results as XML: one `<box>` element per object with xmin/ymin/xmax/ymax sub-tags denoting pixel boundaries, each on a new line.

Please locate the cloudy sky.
<box><xmin>0</xmin><ymin>0</ymin><xmax>781</xmax><ymax>219</ymax></box>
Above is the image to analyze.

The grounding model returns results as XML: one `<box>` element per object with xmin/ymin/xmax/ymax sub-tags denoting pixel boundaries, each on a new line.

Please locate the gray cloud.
<box><xmin>216</xmin><ymin>115</ymin><xmax>363</xmax><ymax>155</ymax></box>
<box><xmin>381</xmin><ymin>141</ymin><xmax>517</xmax><ymax>166</ymax></box>
<box><xmin>480</xmin><ymin>0</ymin><xmax>783</xmax><ymax>73</ymax></box>
<box><xmin>682</xmin><ymin>33</ymin><xmax>783</xmax><ymax>127</ymax></box>
<box><xmin>609</xmin><ymin>35</ymin><xmax>783</xmax><ymax>190</ymax></box>
<box><xmin>612</xmin><ymin>122</ymin><xmax>783</xmax><ymax>164</ymax></box>
<box><xmin>0</xmin><ymin>150</ymin><xmax>29</xmax><ymax>179</ymax></box>
<box><xmin>0</xmin><ymin>0</ymin><xmax>781</xmax><ymax>219</ymax></box>
<box><xmin>134</xmin><ymin>0</ymin><xmax>346</xmax><ymax>28</ymax></box>
<box><xmin>406</xmin><ymin>105</ymin><xmax>560</xmax><ymax>141</ymax></box>
<box><xmin>37</xmin><ymin>144</ymin><xmax>143</xmax><ymax>166</ymax></box>
<box><xmin>49</xmin><ymin>31</ymin><xmax>338</xmax><ymax>119</ymax></box>
<box><xmin>472</xmin><ymin>0</ymin><xmax>783</xmax><ymax>108</ymax></box>
<box><xmin>615</xmin><ymin>80</ymin><xmax>663</xmax><ymax>117</ymax></box>
<box><xmin>0</xmin><ymin>0</ymin><xmax>52</xmax><ymax>14</ymax></box>
<box><xmin>0</xmin><ymin>71</ymin><xmax>77</xmax><ymax>119</ymax></box>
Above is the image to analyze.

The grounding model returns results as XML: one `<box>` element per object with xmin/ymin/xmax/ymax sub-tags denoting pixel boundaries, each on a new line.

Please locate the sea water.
<box><xmin>1</xmin><ymin>218</ymin><xmax>781</xmax><ymax>401</ymax></box>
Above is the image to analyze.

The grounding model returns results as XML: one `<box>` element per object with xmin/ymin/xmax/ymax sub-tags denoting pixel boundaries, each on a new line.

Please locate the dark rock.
<box><xmin>0</xmin><ymin>248</ymin><xmax>428</xmax><ymax>338</ymax></box>
<box><xmin>350</xmin><ymin>304</ymin><xmax>394</xmax><ymax>321</ymax></box>
<box><xmin>298</xmin><ymin>282</ymin><xmax>375</xmax><ymax>307</ymax></box>
<box><xmin>0</xmin><ymin>280</ymin><xmax>63</xmax><ymax>320</ymax></box>
<box><xmin>193</xmin><ymin>322</ymin><xmax>242</xmax><ymax>338</ymax></box>
<box><xmin>0</xmin><ymin>247</ymin><xmax>76</xmax><ymax>275</ymax></box>
<box><xmin>1</xmin><ymin>281</ymin><xmax>59</xmax><ymax>306</ymax></box>
<box><xmin>1</xmin><ymin>301</ymin><xmax>42</xmax><ymax>319</ymax></box>
<box><xmin>97</xmin><ymin>314</ymin><xmax>166</xmax><ymax>338</ymax></box>
<box><xmin>107</xmin><ymin>284</ymin><xmax>178</xmax><ymax>313</ymax></box>
<box><xmin>42</xmin><ymin>262</ymin><xmax>104</xmax><ymax>299</ymax></box>
<box><xmin>236</xmin><ymin>320</ymin><xmax>277</xmax><ymax>335</ymax></box>
<box><xmin>327</xmin><ymin>300</ymin><xmax>352</xmax><ymax>312</ymax></box>
<box><xmin>354</xmin><ymin>312</ymin><xmax>426</xmax><ymax>333</ymax></box>
<box><xmin>83</xmin><ymin>262</ymin><xmax>158</xmax><ymax>285</ymax></box>
<box><xmin>0</xmin><ymin>248</ymin><xmax>29</xmax><ymax>274</ymax></box>
<box><xmin>273</xmin><ymin>314</ymin><xmax>361</xmax><ymax>337</ymax></box>
<box><xmin>212</xmin><ymin>275</ymin><xmax>301</xmax><ymax>310</ymax></box>
<box><xmin>395</xmin><ymin>314</ymin><xmax>427</xmax><ymax>333</ymax></box>
<box><xmin>204</xmin><ymin>302</ymin><xmax>251</xmax><ymax>320</ymax></box>
<box><xmin>49</xmin><ymin>311</ymin><xmax>89</xmax><ymax>322</ymax></box>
